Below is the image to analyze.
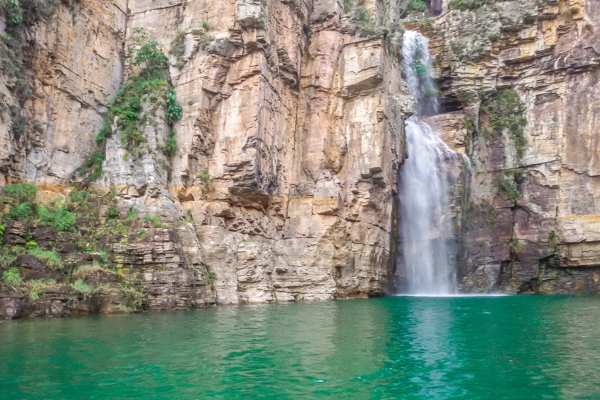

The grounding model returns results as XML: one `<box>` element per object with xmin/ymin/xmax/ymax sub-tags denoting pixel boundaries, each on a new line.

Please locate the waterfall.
<box><xmin>398</xmin><ymin>31</ymin><xmax>457</xmax><ymax>295</ymax></box>
<box><xmin>402</xmin><ymin>31</ymin><xmax>439</xmax><ymax>116</ymax></box>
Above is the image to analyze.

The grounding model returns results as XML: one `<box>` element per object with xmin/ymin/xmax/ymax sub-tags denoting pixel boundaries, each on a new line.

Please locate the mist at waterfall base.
<box><xmin>396</xmin><ymin>31</ymin><xmax>458</xmax><ymax>296</ymax></box>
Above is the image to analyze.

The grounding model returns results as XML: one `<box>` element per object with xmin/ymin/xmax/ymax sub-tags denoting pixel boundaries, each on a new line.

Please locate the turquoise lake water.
<box><xmin>1</xmin><ymin>296</ymin><xmax>600</xmax><ymax>399</ymax></box>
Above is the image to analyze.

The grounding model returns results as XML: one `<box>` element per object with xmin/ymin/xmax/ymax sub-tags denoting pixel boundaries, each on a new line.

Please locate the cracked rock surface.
<box><xmin>2</xmin><ymin>0</ymin><xmax>600</xmax><ymax>320</ymax></box>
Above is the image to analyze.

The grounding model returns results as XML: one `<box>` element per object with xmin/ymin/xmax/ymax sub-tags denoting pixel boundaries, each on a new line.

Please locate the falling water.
<box><xmin>398</xmin><ymin>31</ymin><xmax>457</xmax><ymax>295</ymax></box>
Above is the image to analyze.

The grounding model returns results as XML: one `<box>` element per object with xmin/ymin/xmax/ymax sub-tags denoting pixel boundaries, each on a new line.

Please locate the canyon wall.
<box><xmin>1</xmin><ymin>0</ymin><xmax>600</xmax><ymax>319</ymax></box>
<box><xmin>429</xmin><ymin>0</ymin><xmax>600</xmax><ymax>293</ymax></box>
<box><xmin>0</xmin><ymin>0</ymin><xmax>407</xmax><ymax>318</ymax></box>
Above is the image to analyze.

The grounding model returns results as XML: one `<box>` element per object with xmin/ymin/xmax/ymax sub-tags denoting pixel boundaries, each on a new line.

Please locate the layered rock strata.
<box><xmin>0</xmin><ymin>0</ymin><xmax>407</xmax><ymax>318</ymax></box>
<box><xmin>428</xmin><ymin>0</ymin><xmax>600</xmax><ymax>293</ymax></box>
<box><xmin>2</xmin><ymin>0</ymin><xmax>600</xmax><ymax>320</ymax></box>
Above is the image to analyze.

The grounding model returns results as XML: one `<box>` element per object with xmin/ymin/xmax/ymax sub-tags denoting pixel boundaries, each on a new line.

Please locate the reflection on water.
<box><xmin>408</xmin><ymin>300</ymin><xmax>461</xmax><ymax>398</ymax></box>
<box><xmin>1</xmin><ymin>296</ymin><xmax>600</xmax><ymax>399</ymax></box>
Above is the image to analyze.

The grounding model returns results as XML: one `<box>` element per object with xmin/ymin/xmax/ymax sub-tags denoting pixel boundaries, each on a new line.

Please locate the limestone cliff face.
<box><xmin>0</xmin><ymin>0</ymin><xmax>407</xmax><ymax>317</ymax></box>
<box><xmin>428</xmin><ymin>0</ymin><xmax>600</xmax><ymax>293</ymax></box>
<box><xmin>2</xmin><ymin>0</ymin><xmax>600</xmax><ymax>319</ymax></box>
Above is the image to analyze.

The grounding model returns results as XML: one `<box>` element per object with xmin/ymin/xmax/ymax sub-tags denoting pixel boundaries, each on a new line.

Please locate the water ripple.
<box><xmin>1</xmin><ymin>296</ymin><xmax>600</xmax><ymax>399</ymax></box>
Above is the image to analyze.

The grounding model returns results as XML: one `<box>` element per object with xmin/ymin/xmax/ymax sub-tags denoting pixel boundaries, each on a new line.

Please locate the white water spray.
<box><xmin>398</xmin><ymin>31</ymin><xmax>457</xmax><ymax>295</ymax></box>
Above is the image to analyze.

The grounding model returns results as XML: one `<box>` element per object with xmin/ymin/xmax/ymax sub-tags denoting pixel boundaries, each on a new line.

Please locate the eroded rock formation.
<box><xmin>0</xmin><ymin>0</ymin><xmax>408</xmax><ymax>318</ymax></box>
<box><xmin>428</xmin><ymin>0</ymin><xmax>600</xmax><ymax>293</ymax></box>
<box><xmin>1</xmin><ymin>0</ymin><xmax>600</xmax><ymax>319</ymax></box>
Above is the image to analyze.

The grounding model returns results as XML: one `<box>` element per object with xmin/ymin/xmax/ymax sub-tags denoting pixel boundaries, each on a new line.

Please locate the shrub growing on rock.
<box><xmin>3</xmin><ymin>183</ymin><xmax>37</xmax><ymax>203</ymax></box>
<box><xmin>37</xmin><ymin>204</ymin><xmax>76</xmax><ymax>231</ymax></box>
<box><xmin>407</xmin><ymin>0</ymin><xmax>427</xmax><ymax>12</ymax></box>
<box><xmin>79</xmin><ymin>29</ymin><xmax>183</xmax><ymax>180</ymax></box>
<box><xmin>27</xmin><ymin>245</ymin><xmax>61</xmax><ymax>270</ymax></box>
<box><xmin>71</xmin><ymin>278</ymin><xmax>94</xmax><ymax>297</ymax></box>
<box><xmin>2</xmin><ymin>267</ymin><xmax>22</xmax><ymax>289</ymax></box>
<box><xmin>8</xmin><ymin>202</ymin><xmax>34</xmax><ymax>220</ymax></box>
<box><xmin>2</xmin><ymin>0</ymin><xmax>24</xmax><ymax>26</ymax></box>
<box><xmin>481</xmin><ymin>88</ymin><xmax>527</xmax><ymax>161</ymax></box>
<box><xmin>143</xmin><ymin>214</ymin><xmax>163</xmax><ymax>228</ymax></box>
<box><xmin>26</xmin><ymin>279</ymin><xmax>56</xmax><ymax>300</ymax></box>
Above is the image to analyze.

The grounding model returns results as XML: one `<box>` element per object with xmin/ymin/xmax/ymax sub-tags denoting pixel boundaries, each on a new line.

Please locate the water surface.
<box><xmin>1</xmin><ymin>296</ymin><xmax>600</xmax><ymax>399</ymax></box>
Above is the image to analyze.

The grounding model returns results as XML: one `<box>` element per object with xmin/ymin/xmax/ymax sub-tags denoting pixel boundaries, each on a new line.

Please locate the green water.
<box><xmin>1</xmin><ymin>296</ymin><xmax>600</xmax><ymax>399</ymax></box>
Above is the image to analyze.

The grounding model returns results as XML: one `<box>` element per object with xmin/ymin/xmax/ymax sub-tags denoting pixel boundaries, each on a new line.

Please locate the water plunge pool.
<box><xmin>1</xmin><ymin>296</ymin><xmax>600</xmax><ymax>399</ymax></box>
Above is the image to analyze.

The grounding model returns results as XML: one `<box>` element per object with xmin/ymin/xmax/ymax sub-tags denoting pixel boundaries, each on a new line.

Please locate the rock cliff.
<box><xmin>428</xmin><ymin>0</ymin><xmax>600</xmax><ymax>293</ymax></box>
<box><xmin>1</xmin><ymin>0</ymin><xmax>599</xmax><ymax>319</ymax></box>
<box><xmin>0</xmin><ymin>0</ymin><xmax>407</xmax><ymax>318</ymax></box>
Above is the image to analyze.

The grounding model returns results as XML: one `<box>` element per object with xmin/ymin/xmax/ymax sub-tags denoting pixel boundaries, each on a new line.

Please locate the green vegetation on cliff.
<box><xmin>79</xmin><ymin>29</ymin><xmax>183</xmax><ymax>182</ymax></box>
<box><xmin>0</xmin><ymin>0</ymin><xmax>59</xmax><ymax>26</ymax></box>
<box><xmin>497</xmin><ymin>170</ymin><xmax>524</xmax><ymax>203</ymax></box>
<box><xmin>481</xmin><ymin>88</ymin><xmax>527</xmax><ymax>161</ymax></box>
<box><xmin>2</xmin><ymin>267</ymin><xmax>21</xmax><ymax>288</ymax></box>
<box><xmin>26</xmin><ymin>241</ymin><xmax>62</xmax><ymax>269</ymax></box>
<box><xmin>461</xmin><ymin>88</ymin><xmax>528</xmax><ymax>203</ymax></box>
<box><xmin>0</xmin><ymin>183</ymin><xmax>173</xmax><ymax>311</ymax></box>
<box><xmin>2</xmin><ymin>0</ymin><xmax>24</xmax><ymax>25</ymax></box>
<box><xmin>406</xmin><ymin>0</ymin><xmax>428</xmax><ymax>13</ymax></box>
